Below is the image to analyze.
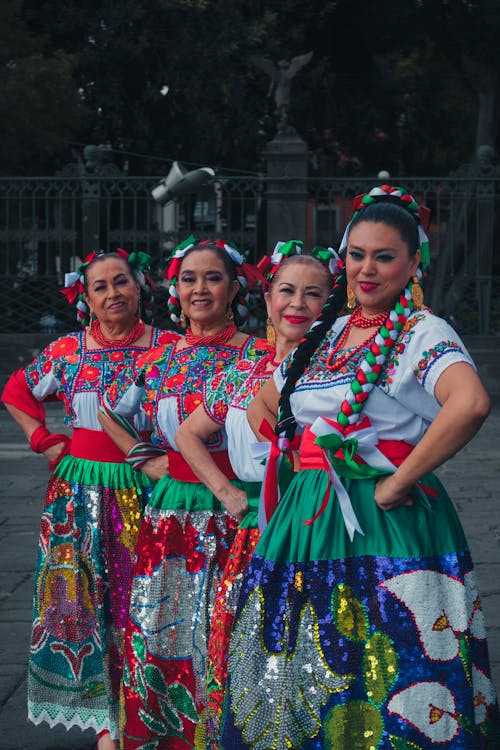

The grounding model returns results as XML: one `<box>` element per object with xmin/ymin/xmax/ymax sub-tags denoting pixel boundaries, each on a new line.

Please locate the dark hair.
<box><xmin>349</xmin><ymin>201</ymin><xmax>419</xmax><ymax>258</ymax></box>
<box><xmin>276</xmin><ymin>200</ymin><xmax>420</xmax><ymax>440</ymax></box>
<box><xmin>82</xmin><ymin>253</ymin><xmax>153</xmax><ymax>322</ymax></box>
<box><xmin>277</xmin><ymin>269</ymin><xmax>347</xmax><ymax>439</ymax></box>
<box><xmin>270</xmin><ymin>253</ymin><xmax>332</xmax><ymax>290</ymax></box>
<box><xmin>82</xmin><ymin>252</ymin><xmax>134</xmax><ymax>291</ymax></box>
<box><xmin>180</xmin><ymin>242</ymin><xmax>238</xmax><ymax>282</ymax></box>
<box><xmin>179</xmin><ymin>241</ymin><xmax>240</xmax><ymax>322</ymax></box>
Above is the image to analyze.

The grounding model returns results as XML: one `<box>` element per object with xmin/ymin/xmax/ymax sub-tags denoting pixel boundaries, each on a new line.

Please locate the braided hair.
<box><xmin>276</xmin><ymin>184</ymin><xmax>431</xmax><ymax>441</ymax></box>
<box><xmin>277</xmin><ymin>266</ymin><xmax>347</xmax><ymax>439</ymax></box>
<box><xmin>163</xmin><ymin>235</ymin><xmax>257</xmax><ymax>326</ymax></box>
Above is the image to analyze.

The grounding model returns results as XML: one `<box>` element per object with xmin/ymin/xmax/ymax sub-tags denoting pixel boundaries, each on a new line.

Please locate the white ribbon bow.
<box><xmin>310</xmin><ymin>417</ymin><xmax>397</xmax><ymax>541</ymax></box>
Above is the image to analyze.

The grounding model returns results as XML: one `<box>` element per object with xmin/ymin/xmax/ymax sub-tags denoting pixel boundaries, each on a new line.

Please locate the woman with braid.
<box><xmin>221</xmin><ymin>186</ymin><xmax>499</xmax><ymax>750</ymax></box>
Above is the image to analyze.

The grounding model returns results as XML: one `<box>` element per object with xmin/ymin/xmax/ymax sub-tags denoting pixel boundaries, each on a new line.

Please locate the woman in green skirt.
<box><xmin>221</xmin><ymin>185</ymin><xmax>499</xmax><ymax>749</ymax></box>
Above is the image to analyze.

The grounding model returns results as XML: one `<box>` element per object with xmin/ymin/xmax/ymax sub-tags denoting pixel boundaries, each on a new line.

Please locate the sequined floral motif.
<box><xmin>323</xmin><ymin>583</ymin><xmax>400</xmax><ymax>750</ymax></box>
<box><xmin>229</xmin><ymin>586</ymin><xmax>355</xmax><ymax>750</ymax></box>
<box><xmin>122</xmin><ymin>632</ymin><xmax>199</xmax><ymax>743</ymax></box>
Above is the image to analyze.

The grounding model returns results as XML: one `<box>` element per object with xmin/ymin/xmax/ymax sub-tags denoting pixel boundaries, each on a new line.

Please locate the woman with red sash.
<box><xmin>175</xmin><ymin>242</ymin><xmax>336</xmax><ymax>746</ymax></box>
<box><xmin>1</xmin><ymin>249</ymin><xmax>170</xmax><ymax>750</ymax></box>
<box><xmin>97</xmin><ymin>236</ymin><xmax>264</xmax><ymax>749</ymax></box>
<box><xmin>221</xmin><ymin>186</ymin><xmax>500</xmax><ymax>749</ymax></box>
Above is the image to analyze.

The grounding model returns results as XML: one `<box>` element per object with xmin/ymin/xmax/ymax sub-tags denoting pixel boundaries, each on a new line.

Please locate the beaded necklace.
<box><xmin>89</xmin><ymin>318</ymin><xmax>145</xmax><ymax>348</ymax></box>
<box><xmin>327</xmin><ymin>320</ymin><xmax>377</xmax><ymax>373</ymax></box>
<box><xmin>336</xmin><ymin>288</ymin><xmax>414</xmax><ymax>430</ymax></box>
<box><xmin>184</xmin><ymin>324</ymin><xmax>237</xmax><ymax>347</ymax></box>
<box><xmin>350</xmin><ymin>306</ymin><xmax>390</xmax><ymax>329</ymax></box>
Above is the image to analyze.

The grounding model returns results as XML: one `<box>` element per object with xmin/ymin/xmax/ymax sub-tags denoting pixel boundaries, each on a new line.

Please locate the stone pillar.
<box><xmin>476</xmin><ymin>178</ymin><xmax>494</xmax><ymax>334</ymax></box>
<box><xmin>263</xmin><ymin>131</ymin><xmax>308</xmax><ymax>250</ymax></box>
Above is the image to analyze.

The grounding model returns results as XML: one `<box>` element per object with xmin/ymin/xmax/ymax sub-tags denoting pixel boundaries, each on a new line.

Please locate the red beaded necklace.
<box><xmin>350</xmin><ymin>306</ymin><xmax>390</xmax><ymax>329</ymax></box>
<box><xmin>255</xmin><ymin>350</ymin><xmax>280</xmax><ymax>373</ymax></box>
<box><xmin>184</xmin><ymin>324</ymin><xmax>237</xmax><ymax>347</ymax></box>
<box><xmin>89</xmin><ymin>318</ymin><xmax>146</xmax><ymax>348</ymax></box>
<box><xmin>327</xmin><ymin>315</ymin><xmax>377</xmax><ymax>373</ymax></box>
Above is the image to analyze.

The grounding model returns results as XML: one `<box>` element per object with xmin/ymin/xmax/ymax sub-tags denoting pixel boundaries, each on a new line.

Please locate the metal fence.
<box><xmin>0</xmin><ymin>174</ymin><xmax>499</xmax><ymax>334</ymax></box>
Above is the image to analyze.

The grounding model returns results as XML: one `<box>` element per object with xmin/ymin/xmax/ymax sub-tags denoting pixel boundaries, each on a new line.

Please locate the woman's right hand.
<box><xmin>218</xmin><ymin>487</ymin><xmax>248</xmax><ymax>523</ymax></box>
<box><xmin>43</xmin><ymin>442</ymin><xmax>66</xmax><ymax>465</ymax></box>
<box><xmin>140</xmin><ymin>454</ymin><xmax>170</xmax><ymax>481</ymax></box>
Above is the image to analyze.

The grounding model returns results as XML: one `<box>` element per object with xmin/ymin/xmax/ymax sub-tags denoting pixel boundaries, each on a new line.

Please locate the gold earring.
<box><xmin>346</xmin><ymin>285</ymin><xmax>356</xmax><ymax>309</ymax></box>
<box><xmin>266</xmin><ymin>316</ymin><xmax>276</xmax><ymax>349</ymax></box>
<box><xmin>87</xmin><ymin>310</ymin><xmax>95</xmax><ymax>331</ymax></box>
<box><xmin>179</xmin><ymin>310</ymin><xmax>187</xmax><ymax>327</ymax></box>
<box><xmin>411</xmin><ymin>276</ymin><xmax>424</xmax><ymax>310</ymax></box>
<box><xmin>225</xmin><ymin>304</ymin><xmax>234</xmax><ymax>322</ymax></box>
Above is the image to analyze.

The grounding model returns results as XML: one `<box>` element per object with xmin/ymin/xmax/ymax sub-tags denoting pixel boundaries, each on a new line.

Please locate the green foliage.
<box><xmin>4</xmin><ymin>0</ymin><xmax>500</xmax><ymax>174</ymax></box>
<box><xmin>0</xmin><ymin>0</ymin><xmax>85</xmax><ymax>174</ymax></box>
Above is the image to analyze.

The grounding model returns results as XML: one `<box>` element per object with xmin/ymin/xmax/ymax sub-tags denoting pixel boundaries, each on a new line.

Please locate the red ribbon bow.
<box><xmin>259</xmin><ymin>419</ymin><xmax>300</xmax><ymax>523</ymax></box>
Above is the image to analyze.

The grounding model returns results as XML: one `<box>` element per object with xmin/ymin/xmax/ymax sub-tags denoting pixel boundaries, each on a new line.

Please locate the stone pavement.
<box><xmin>0</xmin><ymin>403</ymin><xmax>499</xmax><ymax>750</ymax></box>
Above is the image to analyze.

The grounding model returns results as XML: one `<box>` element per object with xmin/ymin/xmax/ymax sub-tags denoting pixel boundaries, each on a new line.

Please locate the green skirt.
<box><xmin>221</xmin><ymin>468</ymin><xmax>499</xmax><ymax>750</ymax></box>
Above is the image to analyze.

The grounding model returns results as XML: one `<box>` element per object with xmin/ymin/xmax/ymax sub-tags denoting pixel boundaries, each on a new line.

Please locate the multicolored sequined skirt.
<box><xmin>207</xmin><ymin>490</ymin><xmax>261</xmax><ymax>747</ymax></box>
<box><xmin>120</xmin><ymin>476</ymin><xmax>260</xmax><ymax>750</ymax></box>
<box><xmin>28</xmin><ymin>454</ymin><xmax>151</xmax><ymax>740</ymax></box>
<box><xmin>221</xmin><ymin>469</ymin><xmax>500</xmax><ymax>750</ymax></box>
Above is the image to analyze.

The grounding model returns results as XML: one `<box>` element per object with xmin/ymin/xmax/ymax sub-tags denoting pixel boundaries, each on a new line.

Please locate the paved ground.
<box><xmin>0</xmin><ymin>403</ymin><xmax>499</xmax><ymax>750</ymax></box>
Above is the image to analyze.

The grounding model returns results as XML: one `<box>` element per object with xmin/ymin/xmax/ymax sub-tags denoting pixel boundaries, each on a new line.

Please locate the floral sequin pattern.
<box><xmin>223</xmin><ymin>554</ymin><xmax>498</xmax><ymax>750</ymax></box>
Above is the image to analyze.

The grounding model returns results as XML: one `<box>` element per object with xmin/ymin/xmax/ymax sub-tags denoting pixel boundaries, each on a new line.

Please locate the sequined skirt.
<box><xmin>207</xmin><ymin>492</ymin><xmax>261</xmax><ymax>747</ymax></box>
<box><xmin>120</xmin><ymin>476</ymin><xmax>261</xmax><ymax>750</ymax></box>
<box><xmin>27</xmin><ymin>454</ymin><xmax>152</xmax><ymax>740</ymax></box>
<box><xmin>221</xmin><ymin>469</ymin><xmax>500</xmax><ymax>750</ymax></box>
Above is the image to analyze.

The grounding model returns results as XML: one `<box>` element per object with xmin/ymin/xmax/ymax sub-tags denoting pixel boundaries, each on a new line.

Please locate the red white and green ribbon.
<box><xmin>252</xmin><ymin>419</ymin><xmax>300</xmax><ymax>531</ymax></box>
<box><xmin>339</xmin><ymin>184</ymin><xmax>431</xmax><ymax>273</ymax></box>
<box><xmin>98</xmin><ymin>402</ymin><xmax>165</xmax><ymax>471</ymax></box>
<box><xmin>163</xmin><ymin>234</ymin><xmax>261</xmax><ymax>325</ymax></box>
<box><xmin>257</xmin><ymin>240</ymin><xmax>342</xmax><ymax>288</ymax></box>
<box><xmin>61</xmin><ymin>248</ymin><xmax>155</xmax><ymax>327</ymax></box>
<box><xmin>336</xmin><ymin>287</ymin><xmax>414</xmax><ymax>428</ymax></box>
<box><xmin>309</xmin><ymin>416</ymin><xmax>396</xmax><ymax>539</ymax></box>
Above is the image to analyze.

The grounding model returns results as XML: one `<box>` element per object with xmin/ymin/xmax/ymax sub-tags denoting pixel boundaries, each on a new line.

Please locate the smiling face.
<box><xmin>176</xmin><ymin>248</ymin><xmax>239</xmax><ymax>331</ymax></box>
<box><xmin>83</xmin><ymin>256</ymin><xmax>140</xmax><ymax>328</ymax></box>
<box><xmin>266</xmin><ymin>257</ymin><xmax>330</xmax><ymax>351</ymax></box>
<box><xmin>346</xmin><ymin>220</ymin><xmax>420</xmax><ymax>316</ymax></box>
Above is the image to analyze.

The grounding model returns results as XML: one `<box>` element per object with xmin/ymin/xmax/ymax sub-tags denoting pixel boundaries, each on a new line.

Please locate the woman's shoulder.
<box><xmin>152</xmin><ymin>327</ymin><xmax>182</xmax><ymax>346</ymax></box>
<box><xmin>238</xmin><ymin>333</ymin><xmax>268</xmax><ymax>358</ymax></box>
<box><xmin>42</xmin><ymin>330</ymin><xmax>83</xmax><ymax>359</ymax></box>
<box><xmin>137</xmin><ymin>336</ymin><xmax>179</xmax><ymax>369</ymax></box>
<box><xmin>403</xmin><ymin>308</ymin><xmax>469</xmax><ymax>349</ymax></box>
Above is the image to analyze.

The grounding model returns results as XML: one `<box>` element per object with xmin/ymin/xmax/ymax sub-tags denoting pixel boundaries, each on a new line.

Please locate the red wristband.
<box><xmin>30</xmin><ymin>426</ymin><xmax>52</xmax><ymax>453</ymax></box>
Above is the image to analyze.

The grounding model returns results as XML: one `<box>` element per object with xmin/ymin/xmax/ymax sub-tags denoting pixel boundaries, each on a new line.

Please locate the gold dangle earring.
<box><xmin>266</xmin><ymin>316</ymin><xmax>276</xmax><ymax>349</ymax></box>
<box><xmin>87</xmin><ymin>310</ymin><xmax>95</xmax><ymax>332</ymax></box>
<box><xmin>411</xmin><ymin>276</ymin><xmax>424</xmax><ymax>310</ymax></box>
<box><xmin>225</xmin><ymin>304</ymin><xmax>234</xmax><ymax>322</ymax></box>
<box><xmin>179</xmin><ymin>310</ymin><xmax>187</xmax><ymax>328</ymax></box>
<box><xmin>346</xmin><ymin>285</ymin><xmax>356</xmax><ymax>310</ymax></box>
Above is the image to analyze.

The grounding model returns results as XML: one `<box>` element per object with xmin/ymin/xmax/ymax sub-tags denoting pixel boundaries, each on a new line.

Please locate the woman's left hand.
<box><xmin>218</xmin><ymin>486</ymin><xmax>249</xmax><ymax>523</ymax></box>
<box><xmin>374</xmin><ymin>474</ymin><xmax>414</xmax><ymax>511</ymax></box>
<box><xmin>140</xmin><ymin>454</ymin><xmax>170</xmax><ymax>481</ymax></box>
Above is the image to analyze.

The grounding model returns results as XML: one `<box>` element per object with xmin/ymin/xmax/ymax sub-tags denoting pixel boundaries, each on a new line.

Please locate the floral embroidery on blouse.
<box><xmin>114</xmin><ymin>336</ymin><xmax>265</xmax><ymax>449</ymax></box>
<box><xmin>204</xmin><ymin>357</ymin><xmax>269</xmax><ymax>425</ymax></box>
<box><xmin>382</xmin><ymin>315</ymin><xmax>423</xmax><ymax>385</ymax></box>
<box><xmin>24</xmin><ymin>329</ymin><xmax>169</xmax><ymax>426</ymax></box>
<box><xmin>414</xmin><ymin>340</ymin><xmax>464</xmax><ymax>386</ymax></box>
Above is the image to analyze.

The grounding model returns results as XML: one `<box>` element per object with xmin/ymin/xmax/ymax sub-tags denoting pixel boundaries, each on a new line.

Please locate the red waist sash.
<box><xmin>71</xmin><ymin>428</ymin><xmax>151</xmax><ymax>463</ymax></box>
<box><xmin>299</xmin><ymin>425</ymin><xmax>414</xmax><ymax>470</ymax></box>
<box><xmin>167</xmin><ymin>449</ymin><xmax>236</xmax><ymax>483</ymax></box>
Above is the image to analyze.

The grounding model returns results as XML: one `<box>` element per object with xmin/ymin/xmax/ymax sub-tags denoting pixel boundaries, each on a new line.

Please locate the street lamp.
<box><xmin>152</xmin><ymin>161</ymin><xmax>216</xmax><ymax>249</ymax></box>
<box><xmin>151</xmin><ymin>161</ymin><xmax>215</xmax><ymax>205</ymax></box>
